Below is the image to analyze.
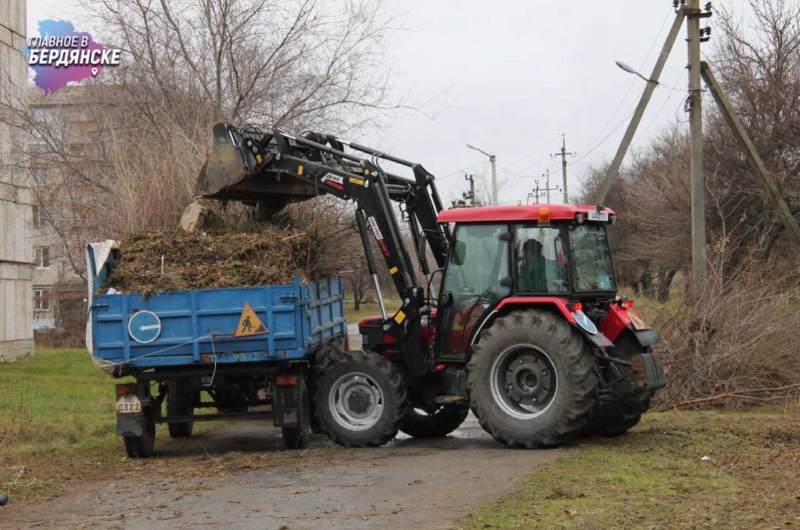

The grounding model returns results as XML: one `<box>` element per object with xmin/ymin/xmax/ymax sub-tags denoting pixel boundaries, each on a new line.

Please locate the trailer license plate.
<box><xmin>116</xmin><ymin>394</ymin><xmax>142</xmax><ymax>414</ymax></box>
<box><xmin>588</xmin><ymin>210</ymin><xmax>609</xmax><ymax>221</ymax></box>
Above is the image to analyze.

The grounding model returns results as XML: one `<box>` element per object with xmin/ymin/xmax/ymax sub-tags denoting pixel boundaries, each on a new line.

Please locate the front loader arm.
<box><xmin>196</xmin><ymin>123</ymin><xmax>441</xmax><ymax>377</ymax></box>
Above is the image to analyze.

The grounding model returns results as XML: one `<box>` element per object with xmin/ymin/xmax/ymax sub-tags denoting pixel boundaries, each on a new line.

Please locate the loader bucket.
<box><xmin>195</xmin><ymin>123</ymin><xmax>249</xmax><ymax>200</ymax></box>
<box><xmin>195</xmin><ymin>123</ymin><xmax>318</xmax><ymax>213</ymax></box>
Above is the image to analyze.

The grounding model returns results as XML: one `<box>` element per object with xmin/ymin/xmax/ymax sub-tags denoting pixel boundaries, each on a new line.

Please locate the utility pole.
<box><xmin>535</xmin><ymin>170</ymin><xmax>560</xmax><ymax>204</ymax></box>
<box><xmin>700</xmin><ymin>62</ymin><xmax>800</xmax><ymax>245</ymax></box>
<box><xmin>595</xmin><ymin>7</ymin><xmax>687</xmax><ymax>203</ymax></box>
<box><xmin>551</xmin><ymin>134</ymin><xmax>575</xmax><ymax>203</ymax></box>
<box><xmin>464</xmin><ymin>174</ymin><xmax>476</xmax><ymax>206</ymax></box>
<box><xmin>687</xmin><ymin>0</ymin><xmax>710</xmax><ymax>291</ymax></box>
<box><xmin>466</xmin><ymin>144</ymin><xmax>498</xmax><ymax>205</ymax></box>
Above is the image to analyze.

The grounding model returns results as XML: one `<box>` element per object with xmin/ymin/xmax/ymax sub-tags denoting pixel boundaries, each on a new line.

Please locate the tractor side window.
<box><xmin>568</xmin><ymin>224</ymin><xmax>616</xmax><ymax>291</ymax></box>
<box><xmin>438</xmin><ymin>223</ymin><xmax>510</xmax><ymax>356</ymax></box>
<box><xmin>444</xmin><ymin>224</ymin><xmax>510</xmax><ymax>301</ymax></box>
<box><xmin>515</xmin><ymin>226</ymin><xmax>567</xmax><ymax>294</ymax></box>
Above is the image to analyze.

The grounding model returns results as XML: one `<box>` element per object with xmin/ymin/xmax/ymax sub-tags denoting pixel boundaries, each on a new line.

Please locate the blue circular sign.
<box><xmin>128</xmin><ymin>310</ymin><xmax>161</xmax><ymax>344</ymax></box>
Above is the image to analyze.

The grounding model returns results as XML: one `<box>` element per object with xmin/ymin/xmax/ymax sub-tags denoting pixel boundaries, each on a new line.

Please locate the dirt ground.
<box><xmin>1</xmin><ymin>415</ymin><xmax>558</xmax><ymax>529</ymax></box>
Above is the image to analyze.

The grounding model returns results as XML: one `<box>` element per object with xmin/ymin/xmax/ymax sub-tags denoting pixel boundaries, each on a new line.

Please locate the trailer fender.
<box><xmin>117</xmin><ymin>412</ymin><xmax>146</xmax><ymax>437</ymax></box>
<box><xmin>273</xmin><ymin>375</ymin><xmax>308</xmax><ymax>428</ymax></box>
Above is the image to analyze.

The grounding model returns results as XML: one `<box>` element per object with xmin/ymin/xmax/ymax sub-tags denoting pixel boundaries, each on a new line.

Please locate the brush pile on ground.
<box><xmin>648</xmin><ymin>248</ymin><xmax>800</xmax><ymax>409</ymax></box>
<box><xmin>105</xmin><ymin>225</ymin><xmax>333</xmax><ymax>295</ymax></box>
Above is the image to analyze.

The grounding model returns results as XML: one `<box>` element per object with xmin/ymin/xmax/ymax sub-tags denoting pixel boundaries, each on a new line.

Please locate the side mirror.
<box><xmin>499</xmin><ymin>276</ymin><xmax>514</xmax><ymax>288</ymax></box>
<box><xmin>451</xmin><ymin>240</ymin><xmax>467</xmax><ymax>266</ymax></box>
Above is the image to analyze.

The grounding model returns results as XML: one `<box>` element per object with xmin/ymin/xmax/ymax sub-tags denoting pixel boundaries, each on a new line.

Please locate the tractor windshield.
<box><xmin>568</xmin><ymin>224</ymin><xmax>616</xmax><ymax>292</ymax></box>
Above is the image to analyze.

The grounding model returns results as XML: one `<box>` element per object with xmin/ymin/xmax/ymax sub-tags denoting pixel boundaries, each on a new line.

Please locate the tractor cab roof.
<box><xmin>437</xmin><ymin>204</ymin><xmax>616</xmax><ymax>224</ymax></box>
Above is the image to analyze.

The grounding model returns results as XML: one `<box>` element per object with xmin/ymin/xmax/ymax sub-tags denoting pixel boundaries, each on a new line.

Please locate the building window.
<box><xmin>33</xmin><ymin>288</ymin><xmax>51</xmax><ymax>312</ymax></box>
<box><xmin>34</xmin><ymin>246</ymin><xmax>50</xmax><ymax>269</ymax></box>
<box><xmin>32</xmin><ymin>205</ymin><xmax>44</xmax><ymax>228</ymax></box>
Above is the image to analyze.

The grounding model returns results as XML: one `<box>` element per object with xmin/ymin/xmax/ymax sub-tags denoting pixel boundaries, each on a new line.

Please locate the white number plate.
<box><xmin>588</xmin><ymin>210</ymin><xmax>609</xmax><ymax>221</ymax></box>
<box><xmin>116</xmin><ymin>394</ymin><xmax>142</xmax><ymax>414</ymax></box>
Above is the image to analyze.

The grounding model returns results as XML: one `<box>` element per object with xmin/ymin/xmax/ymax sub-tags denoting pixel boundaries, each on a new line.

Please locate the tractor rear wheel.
<box><xmin>315</xmin><ymin>350</ymin><xmax>406</xmax><ymax>447</ymax></box>
<box><xmin>586</xmin><ymin>334</ymin><xmax>654</xmax><ymax>437</ymax></box>
<box><xmin>589</xmin><ymin>390</ymin><xmax>652</xmax><ymax>437</ymax></box>
<box><xmin>468</xmin><ymin>310</ymin><xmax>598</xmax><ymax>448</ymax></box>
<box><xmin>400</xmin><ymin>403</ymin><xmax>469</xmax><ymax>439</ymax></box>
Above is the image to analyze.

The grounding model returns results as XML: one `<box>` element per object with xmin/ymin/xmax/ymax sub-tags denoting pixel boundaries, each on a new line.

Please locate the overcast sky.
<box><xmin>27</xmin><ymin>0</ymin><xmax>754</xmax><ymax>206</ymax></box>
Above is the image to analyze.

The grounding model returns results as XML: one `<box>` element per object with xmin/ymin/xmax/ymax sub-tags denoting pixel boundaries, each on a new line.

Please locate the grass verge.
<box><xmin>462</xmin><ymin>405</ymin><xmax>800</xmax><ymax>529</ymax></box>
<box><xmin>0</xmin><ymin>348</ymin><xmax>242</xmax><ymax>501</ymax></box>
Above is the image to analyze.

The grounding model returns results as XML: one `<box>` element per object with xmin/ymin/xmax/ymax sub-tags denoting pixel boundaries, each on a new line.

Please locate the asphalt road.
<box><xmin>4</xmin><ymin>415</ymin><xmax>561</xmax><ymax>529</ymax></box>
<box><xmin>2</xmin><ymin>327</ymin><xmax>560</xmax><ymax>529</ymax></box>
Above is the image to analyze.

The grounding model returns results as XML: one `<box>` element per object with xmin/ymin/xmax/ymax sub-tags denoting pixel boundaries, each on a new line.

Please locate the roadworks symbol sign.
<box><xmin>235</xmin><ymin>303</ymin><xmax>269</xmax><ymax>337</ymax></box>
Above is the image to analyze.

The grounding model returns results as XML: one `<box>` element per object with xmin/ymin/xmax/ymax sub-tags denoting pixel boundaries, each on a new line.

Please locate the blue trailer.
<box><xmin>86</xmin><ymin>242</ymin><xmax>347</xmax><ymax>456</ymax></box>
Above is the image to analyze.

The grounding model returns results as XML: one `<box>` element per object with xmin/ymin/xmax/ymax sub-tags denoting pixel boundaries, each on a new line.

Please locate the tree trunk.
<box><xmin>656</xmin><ymin>269</ymin><xmax>677</xmax><ymax>302</ymax></box>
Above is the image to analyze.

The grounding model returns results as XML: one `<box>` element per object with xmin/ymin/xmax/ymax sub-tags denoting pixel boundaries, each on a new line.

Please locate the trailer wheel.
<box><xmin>124</xmin><ymin>410</ymin><xmax>156</xmax><ymax>458</ymax></box>
<box><xmin>167</xmin><ymin>379</ymin><xmax>195</xmax><ymax>438</ymax></box>
<box><xmin>315</xmin><ymin>350</ymin><xmax>406</xmax><ymax>447</ymax></box>
<box><xmin>468</xmin><ymin>310</ymin><xmax>598</xmax><ymax>448</ymax></box>
<box><xmin>281</xmin><ymin>378</ymin><xmax>311</xmax><ymax>450</ymax></box>
<box><xmin>400</xmin><ymin>403</ymin><xmax>469</xmax><ymax>439</ymax></box>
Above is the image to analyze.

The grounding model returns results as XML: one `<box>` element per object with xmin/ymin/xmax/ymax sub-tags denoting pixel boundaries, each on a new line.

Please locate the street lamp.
<box><xmin>615</xmin><ymin>60</ymin><xmax>659</xmax><ymax>85</ymax></box>
<box><xmin>466</xmin><ymin>143</ymin><xmax>498</xmax><ymax>205</ymax></box>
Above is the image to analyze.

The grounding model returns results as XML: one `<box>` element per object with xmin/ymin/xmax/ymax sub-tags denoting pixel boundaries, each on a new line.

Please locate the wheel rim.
<box><xmin>489</xmin><ymin>344</ymin><xmax>558</xmax><ymax>420</ymax></box>
<box><xmin>328</xmin><ymin>372</ymin><xmax>384</xmax><ymax>431</ymax></box>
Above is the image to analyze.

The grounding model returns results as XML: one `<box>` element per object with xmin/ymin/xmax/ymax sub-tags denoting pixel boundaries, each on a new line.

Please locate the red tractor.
<box><xmin>197</xmin><ymin>123</ymin><xmax>666</xmax><ymax>448</ymax></box>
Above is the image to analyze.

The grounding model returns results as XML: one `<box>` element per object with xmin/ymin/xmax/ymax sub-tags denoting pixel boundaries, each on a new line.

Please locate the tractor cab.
<box><xmin>433</xmin><ymin>204</ymin><xmax>621</xmax><ymax>361</ymax></box>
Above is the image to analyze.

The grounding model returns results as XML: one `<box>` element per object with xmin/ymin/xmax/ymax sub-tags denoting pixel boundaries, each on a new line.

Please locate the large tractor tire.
<box><xmin>588</xmin><ymin>390</ymin><xmax>652</xmax><ymax>437</ymax></box>
<box><xmin>467</xmin><ymin>310</ymin><xmax>598</xmax><ymax>448</ymax></box>
<box><xmin>586</xmin><ymin>334</ymin><xmax>654</xmax><ymax>437</ymax></box>
<box><xmin>124</xmin><ymin>410</ymin><xmax>156</xmax><ymax>458</ymax></box>
<box><xmin>167</xmin><ymin>379</ymin><xmax>195</xmax><ymax>438</ymax></box>
<box><xmin>315</xmin><ymin>349</ymin><xmax>406</xmax><ymax>447</ymax></box>
<box><xmin>400</xmin><ymin>403</ymin><xmax>470</xmax><ymax>439</ymax></box>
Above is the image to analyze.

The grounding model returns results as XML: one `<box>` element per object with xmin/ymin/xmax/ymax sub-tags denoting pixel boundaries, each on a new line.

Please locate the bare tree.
<box><xmin>1</xmin><ymin>0</ymin><xmax>406</xmax><ymax>278</ymax></box>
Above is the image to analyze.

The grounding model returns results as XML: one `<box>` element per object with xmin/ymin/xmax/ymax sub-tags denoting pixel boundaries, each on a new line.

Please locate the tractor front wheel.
<box><xmin>315</xmin><ymin>350</ymin><xmax>406</xmax><ymax>447</ymax></box>
<box><xmin>468</xmin><ymin>310</ymin><xmax>598</xmax><ymax>448</ymax></box>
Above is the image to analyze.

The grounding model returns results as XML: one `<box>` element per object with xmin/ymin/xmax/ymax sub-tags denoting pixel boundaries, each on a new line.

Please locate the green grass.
<box><xmin>344</xmin><ymin>297</ymin><xmax>401</xmax><ymax>321</ymax></box>
<box><xmin>0</xmin><ymin>348</ymin><xmax>220</xmax><ymax>500</ymax></box>
<box><xmin>0</xmin><ymin>348</ymin><xmax>122</xmax><ymax>456</ymax></box>
<box><xmin>461</xmin><ymin>406</ymin><xmax>800</xmax><ymax>529</ymax></box>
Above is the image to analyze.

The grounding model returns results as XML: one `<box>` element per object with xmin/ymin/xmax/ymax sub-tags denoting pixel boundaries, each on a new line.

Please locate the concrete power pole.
<box><xmin>552</xmin><ymin>134</ymin><xmax>575</xmax><ymax>203</ymax></box>
<box><xmin>595</xmin><ymin>8</ymin><xmax>686</xmax><ymax>203</ymax></box>
<box><xmin>464</xmin><ymin>174</ymin><xmax>476</xmax><ymax>206</ymax></box>
<box><xmin>465</xmin><ymin>144</ymin><xmax>498</xmax><ymax>205</ymax></box>
<box><xmin>687</xmin><ymin>0</ymin><xmax>709</xmax><ymax>291</ymax></box>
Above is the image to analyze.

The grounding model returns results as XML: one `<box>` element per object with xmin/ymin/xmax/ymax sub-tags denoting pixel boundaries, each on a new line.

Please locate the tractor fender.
<box><xmin>472</xmin><ymin>298</ymin><xmax>614</xmax><ymax>349</ymax></box>
<box><xmin>600</xmin><ymin>303</ymin><xmax>661</xmax><ymax>346</ymax></box>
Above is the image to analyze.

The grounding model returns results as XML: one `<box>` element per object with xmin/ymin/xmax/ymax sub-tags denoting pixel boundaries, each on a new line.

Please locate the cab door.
<box><xmin>435</xmin><ymin>223</ymin><xmax>511</xmax><ymax>361</ymax></box>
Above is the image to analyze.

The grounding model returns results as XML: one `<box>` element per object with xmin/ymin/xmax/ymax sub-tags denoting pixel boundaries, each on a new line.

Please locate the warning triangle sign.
<box><xmin>235</xmin><ymin>303</ymin><xmax>269</xmax><ymax>337</ymax></box>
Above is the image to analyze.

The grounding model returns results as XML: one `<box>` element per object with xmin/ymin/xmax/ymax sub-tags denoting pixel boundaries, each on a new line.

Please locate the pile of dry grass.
<box><xmin>650</xmin><ymin>242</ymin><xmax>800</xmax><ymax>408</ymax></box>
<box><xmin>105</xmin><ymin>225</ymin><xmax>334</xmax><ymax>295</ymax></box>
